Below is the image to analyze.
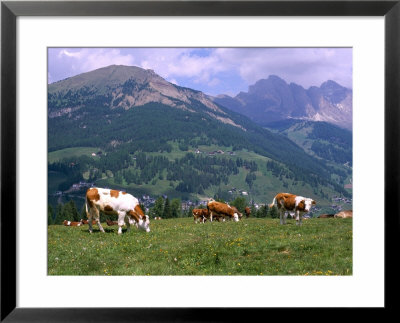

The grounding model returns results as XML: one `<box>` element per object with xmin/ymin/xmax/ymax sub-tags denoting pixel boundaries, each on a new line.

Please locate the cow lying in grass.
<box><xmin>334</xmin><ymin>210</ymin><xmax>352</xmax><ymax>218</ymax></box>
<box><xmin>85</xmin><ymin>187</ymin><xmax>150</xmax><ymax>234</ymax></box>
<box><xmin>269</xmin><ymin>192</ymin><xmax>316</xmax><ymax>226</ymax></box>
<box><xmin>63</xmin><ymin>220</ymin><xmax>83</xmax><ymax>226</ymax></box>
<box><xmin>318</xmin><ymin>214</ymin><xmax>335</xmax><ymax>218</ymax></box>
<box><xmin>207</xmin><ymin>201</ymin><xmax>242</xmax><ymax>222</ymax></box>
<box><xmin>81</xmin><ymin>219</ymin><xmax>97</xmax><ymax>225</ymax></box>
<box><xmin>106</xmin><ymin>219</ymin><xmax>118</xmax><ymax>226</ymax></box>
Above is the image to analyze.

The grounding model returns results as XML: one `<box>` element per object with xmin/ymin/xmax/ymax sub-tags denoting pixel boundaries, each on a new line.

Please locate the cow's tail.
<box><xmin>85</xmin><ymin>197</ymin><xmax>89</xmax><ymax>213</ymax></box>
<box><xmin>85</xmin><ymin>193</ymin><xmax>92</xmax><ymax>217</ymax></box>
<box><xmin>269</xmin><ymin>197</ymin><xmax>276</xmax><ymax>208</ymax></box>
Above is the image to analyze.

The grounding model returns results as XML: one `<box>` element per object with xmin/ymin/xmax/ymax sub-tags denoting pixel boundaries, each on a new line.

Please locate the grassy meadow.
<box><xmin>48</xmin><ymin>146</ymin><xmax>101</xmax><ymax>163</ymax></box>
<box><xmin>48</xmin><ymin>217</ymin><xmax>352</xmax><ymax>276</ymax></box>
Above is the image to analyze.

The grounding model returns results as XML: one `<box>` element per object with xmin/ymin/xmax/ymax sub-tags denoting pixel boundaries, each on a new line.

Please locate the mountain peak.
<box><xmin>252</xmin><ymin>75</ymin><xmax>287</xmax><ymax>87</ymax></box>
<box><xmin>213</xmin><ymin>77</ymin><xmax>352</xmax><ymax>130</ymax></box>
<box><xmin>320</xmin><ymin>80</ymin><xmax>345</xmax><ymax>90</ymax></box>
<box><xmin>48</xmin><ymin>65</ymin><xmax>245</xmax><ymax>129</ymax></box>
<box><xmin>268</xmin><ymin>75</ymin><xmax>286</xmax><ymax>82</ymax></box>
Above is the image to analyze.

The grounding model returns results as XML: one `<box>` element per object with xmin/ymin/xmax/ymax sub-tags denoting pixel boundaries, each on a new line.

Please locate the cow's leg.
<box><xmin>283</xmin><ymin>211</ymin><xmax>288</xmax><ymax>225</ymax></box>
<box><xmin>297</xmin><ymin>212</ymin><xmax>303</xmax><ymax>226</ymax></box>
<box><xmin>117</xmin><ymin>211</ymin><xmax>126</xmax><ymax>235</ymax></box>
<box><xmin>295</xmin><ymin>211</ymin><xmax>301</xmax><ymax>225</ymax></box>
<box><xmin>89</xmin><ymin>206</ymin><xmax>104</xmax><ymax>233</ymax></box>
<box><xmin>279</xmin><ymin>209</ymin><xmax>284</xmax><ymax>225</ymax></box>
<box><xmin>125</xmin><ymin>215</ymin><xmax>131</xmax><ymax>233</ymax></box>
<box><xmin>87</xmin><ymin>215</ymin><xmax>93</xmax><ymax>234</ymax></box>
<box><xmin>86</xmin><ymin>204</ymin><xmax>96</xmax><ymax>233</ymax></box>
<box><xmin>96</xmin><ymin>215</ymin><xmax>105</xmax><ymax>233</ymax></box>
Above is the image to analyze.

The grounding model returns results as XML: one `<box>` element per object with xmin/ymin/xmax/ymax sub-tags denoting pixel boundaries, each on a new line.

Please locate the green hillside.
<box><xmin>48</xmin><ymin>65</ymin><xmax>352</xmax><ymax>215</ymax></box>
<box><xmin>48</xmin><ymin>139</ymin><xmax>351</xmax><ymax>217</ymax></box>
<box><xmin>265</xmin><ymin>120</ymin><xmax>352</xmax><ymax>188</ymax></box>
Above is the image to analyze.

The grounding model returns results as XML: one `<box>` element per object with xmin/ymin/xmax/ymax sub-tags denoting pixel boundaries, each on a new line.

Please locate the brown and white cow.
<box><xmin>318</xmin><ymin>214</ymin><xmax>335</xmax><ymax>218</ymax></box>
<box><xmin>81</xmin><ymin>219</ymin><xmax>97</xmax><ymax>225</ymax></box>
<box><xmin>245</xmin><ymin>207</ymin><xmax>251</xmax><ymax>218</ymax></box>
<box><xmin>85</xmin><ymin>187</ymin><xmax>150</xmax><ymax>234</ymax></box>
<box><xmin>192</xmin><ymin>208</ymin><xmax>210</xmax><ymax>223</ymax></box>
<box><xmin>63</xmin><ymin>220</ymin><xmax>83</xmax><ymax>226</ymax></box>
<box><xmin>269</xmin><ymin>192</ymin><xmax>316</xmax><ymax>226</ymax></box>
<box><xmin>334</xmin><ymin>210</ymin><xmax>352</xmax><ymax>218</ymax></box>
<box><xmin>207</xmin><ymin>201</ymin><xmax>242</xmax><ymax>222</ymax></box>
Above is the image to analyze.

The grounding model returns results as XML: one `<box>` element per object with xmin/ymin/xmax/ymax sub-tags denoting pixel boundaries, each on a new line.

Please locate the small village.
<box><xmin>194</xmin><ymin>149</ymin><xmax>236</xmax><ymax>156</ymax></box>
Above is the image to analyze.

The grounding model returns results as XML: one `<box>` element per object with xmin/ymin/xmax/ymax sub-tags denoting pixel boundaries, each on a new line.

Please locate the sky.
<box><xmin>48</xmin><ymin>47</ymin><xmax>352</xmax><ymax>96</ymax></box>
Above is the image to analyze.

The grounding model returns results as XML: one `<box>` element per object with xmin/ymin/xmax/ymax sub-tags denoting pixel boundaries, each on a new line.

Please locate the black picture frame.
<box><xmin>1</xmin><ymin>0</ymin><xmax>398</xmax><ymax>321</ymax></box>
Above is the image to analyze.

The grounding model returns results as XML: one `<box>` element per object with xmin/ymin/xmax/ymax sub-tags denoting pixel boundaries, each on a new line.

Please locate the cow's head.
<box><xmin>232</xmin><ymin>207</ymin><xmax>242</xmax><ymax>221</ymax></box>
<box><xmin>138</xmin><ymin>215</ymin><xmax>151</xmax><ymax>232</ymax></box>
<box><xmin>129</xmin><ymin>207</ymin><xmax>151</xmax><ymax>232</ymax></box>
<box><xmin>232</xmin><ymin>211</ymin><xmax>240</xmax><ymax>222</ymax></box>
<box><xmin>303</xmin><ymin>199</ymin><xmax>316</xmax><ymax>212</ymax></box>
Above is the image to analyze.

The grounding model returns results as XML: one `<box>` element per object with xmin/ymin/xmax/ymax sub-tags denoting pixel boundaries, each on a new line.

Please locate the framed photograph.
<box><xmin>2</xmin><ymin>0</ymin><xmax>398</xmax><ymax>321</ymax></box>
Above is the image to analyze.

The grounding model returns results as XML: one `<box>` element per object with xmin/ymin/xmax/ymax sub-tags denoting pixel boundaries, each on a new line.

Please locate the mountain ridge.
<box><xmin>49</xmin><ymin>64</ymin><xmax>243</xmax><ymax>128</ymax></box>
<box><xmin>212</xmin><ymin>75</ymin><xmax>352</xmax><ymax>130</ymax></box>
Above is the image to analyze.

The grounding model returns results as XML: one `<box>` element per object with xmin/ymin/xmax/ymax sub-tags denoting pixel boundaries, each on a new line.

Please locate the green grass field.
<box><xmin>48</xmin><ymin>217</ymin><xmax>352</xmax><ymax>276</ymax></box>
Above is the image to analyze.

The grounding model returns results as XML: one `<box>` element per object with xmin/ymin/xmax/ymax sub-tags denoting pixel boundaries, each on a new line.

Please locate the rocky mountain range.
<box><xmin>212</xmin><ymin>75</ymin><xmax>352</xmax><ymax>130</ymax></box>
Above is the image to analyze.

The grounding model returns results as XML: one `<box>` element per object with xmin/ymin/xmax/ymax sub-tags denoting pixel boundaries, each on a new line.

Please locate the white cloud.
<box><xmin>56</xmin><ymin>48</ymin><xmax>135</xmax><ymax>75</ymax></box>
<box><xmin>50</xmin><ymin>47</ymin><xmax>352</xmax><ymax>93</ymax></box>
<box><xmin>58</xmin><ymin>49</ymin><xmax>83</xmax><ymax>59</ymax></box>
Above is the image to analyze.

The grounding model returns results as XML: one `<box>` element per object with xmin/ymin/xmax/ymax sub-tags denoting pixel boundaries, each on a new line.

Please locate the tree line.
<box><xmin>49</xmin><ymin>152</ymin><xmax>259</xmax><ymax>195</ymax></box>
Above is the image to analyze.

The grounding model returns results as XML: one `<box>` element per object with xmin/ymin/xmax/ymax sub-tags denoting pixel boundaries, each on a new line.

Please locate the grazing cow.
<box><xmin>63</xmin><ymin>220</ymin><xmax>83</xmax><ymax>226</ymax></box>
<box><xmin>232</xmin><ymin>206</ymin><xmax>243</xmax><ymax>220</ymax></box>
<box><xmin>207</xmin><ymin>201</ymin><xmax>242</xmax><ymax>222</ymax></box>
<box><xmin>85</xmin><ymin>187</ymin><xmax>150</xmax><ymax>234</ymax></box>
<box><xmin>269</xmin><ymin>192</ymin><xmax>316</xmax><ymax>226</ymax></box>
<box><xmin>245</xmin><ymin>207</ymin><xmax>251</xmax><ymax>218</ymax></box>
<box><xmin>318</xmin><ymin>214</ymin><xmax>335</xmax><ymax>218</ymax></box>
<box><xmin>192</xmin><ymin>208</ymin><xmax>210</xmax><ymax>223</ymax></box>
<box><xmin>334</xmin><ymin>210</ymin><xmax>353</xmax><ymax>218</ymax></box>
<box><xmin>106</xmin><ymin>219</ymin><xmax>118</xmax><ymax>226</ymax></box>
